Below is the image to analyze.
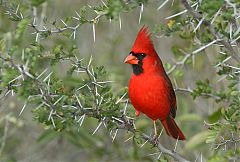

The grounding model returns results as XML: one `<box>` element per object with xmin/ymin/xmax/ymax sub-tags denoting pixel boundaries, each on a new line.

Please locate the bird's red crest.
<box><xmin>131</xmin><ymin>26</ymin><xmax>156</xmax><ymax>54</ymax></box>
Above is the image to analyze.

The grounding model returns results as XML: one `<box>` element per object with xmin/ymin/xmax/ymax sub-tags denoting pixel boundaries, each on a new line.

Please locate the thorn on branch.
<box><xmin>138</xmin><ymin>3</ymin><xmax>144</xmax><ymax>24</ymax></box>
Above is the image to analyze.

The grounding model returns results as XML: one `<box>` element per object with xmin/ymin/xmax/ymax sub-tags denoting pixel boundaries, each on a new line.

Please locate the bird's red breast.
<box><xmin>129</xmin><ymin>73</ymin><xmax>172</xmax><ymax>120</ymax></box>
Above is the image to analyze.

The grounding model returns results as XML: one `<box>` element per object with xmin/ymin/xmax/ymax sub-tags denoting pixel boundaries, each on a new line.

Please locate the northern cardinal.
<box><xmin>124</xmin><ymin>26</ymin><xmax>185</xmax><ymax>140</ymax></box>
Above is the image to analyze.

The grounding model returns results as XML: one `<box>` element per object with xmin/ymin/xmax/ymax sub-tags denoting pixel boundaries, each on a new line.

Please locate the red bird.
<box><xmin>124</xmin><ymin>26</ymin><xmax>185</xmax><ymax>140</ymax></box>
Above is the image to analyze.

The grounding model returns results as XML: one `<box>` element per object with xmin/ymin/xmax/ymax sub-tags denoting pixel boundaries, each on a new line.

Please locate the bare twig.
<box><xmin>175</xmin><ymin>87</ymin><xmax>222</xmax><ymax>100</ymax></box>
<box><xmin>214</xmin><ymin>134</ymin><xmax>240</xmax><ymax>150</ymax></box>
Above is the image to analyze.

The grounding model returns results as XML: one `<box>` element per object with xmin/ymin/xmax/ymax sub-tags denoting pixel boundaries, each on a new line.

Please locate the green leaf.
<box><xmin>171</xmin><ymin>46</ymin><xmax>181</xmax><ymax>56</ymax></box>
<box><xmin>37</xmin><ymin>129</ymin><xmax>59</xmax><ymax>144</ymax></box>
<box><xmin>208</xmin><ymin>155</ymin><xmax>226</xmax><ymax>162</ymax></box>
<box><xmin>206</xmin><ymin>130</ymin><xmax>218</xmax><ymax>144</ymax></box>
<box><xmin>1</xmin><ymin>67</ymin><xmax>20</xmax><ymax>87</ymax></box>
<box><xmin>64</xmin><ymin>130</ymin><xmax>97</xmax><ymax>148</ymax></box>
<box><xmin>31</xmin><ymin>0</ymin><xmax>46</xmax><ymax>7</ymax></box>
<box><xmin>208</xmin><ymin>108</ymin><xmax>223</xmax><ymax>123</ymax></box>
<box><xmin>15</xmin><ymin>19</ymin><xmax>30</xmax><ymax>40</ymax></box>
<box><xmin>178</xmin><ymin>114</ymin><xmax>202</xmax><ymax>122</ymax></box>
<box><xmin>164</xmin><ymin>63</ymin><xmax>171</xmax><ymax>70</ymax></box>
<box><xmin>173</xmin><ymin>69</ymin><xmax>183</xmax><ymax>78</ymax></box>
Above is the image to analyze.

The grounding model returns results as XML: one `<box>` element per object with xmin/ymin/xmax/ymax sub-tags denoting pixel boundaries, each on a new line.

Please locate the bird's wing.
<box><xmin>169</xmin><ymin>85</ymin><xmax>177</xmax><ymax>118</ymax></box>
<box><xmin>163</xmin><ymin>74</ymin><xmax>177</xmax><ymax>118</ymax></box>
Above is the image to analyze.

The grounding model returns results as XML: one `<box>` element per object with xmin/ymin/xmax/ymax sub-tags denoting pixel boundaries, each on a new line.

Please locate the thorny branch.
<box><xmin>118</xmin><ymin>122</ymin><xmax>190</xmax><ymax>162</ymax></box>
<box><xmin>29</xmin><ymin>10</ymin><xmax>106</xmax><ymax>42</ymax></box>
<box><xmin>175</xmin><ymin>87</ymin><xmax>222</xmax><ymax>101</ymax></box>
<box><xmin>1</xmin><ymin>0</ymin><xmax>142</xmax><ymax>42</ymax></box>
<box><xmin>167</xmin><ymin>0</ymin><xmax>240</xmax><ymax>75</ymax></box>
<box><xmin>0</xmin><ymin>54</ymin><xmax>190</xmax><ymax>162</ymax></box>
<box><xmin>167</xmin><ymin>49</ymin><xmax>193</xmax><ymax>75</ymax></box>
<box><xmin>181</xmin><ymin>0</ymin><xmax>240</xmax><ymax>62</ymax></box>
<box><xmin>214</xmin><ymin>134</ymin><xmax>240</xmax><ymax>150</ymax></box>
<box><xmin>1</xmin><ymin>1</ymin><xmax>106</xmax><ymax>42</ymax></box>
<box><xmin>0</xmin><ymin>55</ymin><xmax>58</xmax><ymax>120</ymax></box>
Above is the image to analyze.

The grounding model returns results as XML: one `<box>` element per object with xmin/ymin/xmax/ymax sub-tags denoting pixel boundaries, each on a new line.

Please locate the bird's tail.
<box><xmin>161</xmin><ymin>116</ymin><xmax>186</xmax><ymax>140</ymax></box>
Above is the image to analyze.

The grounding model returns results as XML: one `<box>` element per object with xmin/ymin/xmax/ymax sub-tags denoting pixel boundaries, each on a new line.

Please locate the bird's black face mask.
<box><xmin>129</xmin><ymin>51</ymin><xmax>146</xmax><ymax>75</ymax></box>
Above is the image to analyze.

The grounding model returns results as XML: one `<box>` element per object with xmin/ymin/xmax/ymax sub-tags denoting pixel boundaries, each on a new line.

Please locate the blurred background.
<box><xmin>0</xmin><ymin>0</ymin><xmax>223</xmax><ymax>161</ymax></box>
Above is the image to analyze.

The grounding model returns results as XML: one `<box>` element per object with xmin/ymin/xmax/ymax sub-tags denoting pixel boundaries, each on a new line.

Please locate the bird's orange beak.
<box><xmin>124</xmin><ymin>54</ymin><xmax>138</xmax><ymax>65</ymax></box>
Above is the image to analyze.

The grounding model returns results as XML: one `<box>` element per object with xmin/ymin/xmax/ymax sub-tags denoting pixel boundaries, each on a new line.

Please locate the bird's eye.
<box><xmin>141</xmin><ymin>53</ymin><xmax>146</xmax><ymax>57</ymax></box>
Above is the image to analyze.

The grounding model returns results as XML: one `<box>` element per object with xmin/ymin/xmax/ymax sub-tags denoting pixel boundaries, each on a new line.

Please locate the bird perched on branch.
<box><xmin>124</xmin><ymin>26</ymin><xmax>185</xmax><ymax>140</ymax></box>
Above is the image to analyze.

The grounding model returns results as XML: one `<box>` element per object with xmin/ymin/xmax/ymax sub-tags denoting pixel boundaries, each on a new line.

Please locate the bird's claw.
<box><xmin>152</xmin><ymin>135</ymin><xmax>159</xmax><ymax>147</ymax></box>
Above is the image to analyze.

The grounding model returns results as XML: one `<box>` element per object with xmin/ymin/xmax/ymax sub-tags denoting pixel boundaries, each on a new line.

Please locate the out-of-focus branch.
<box><xmin>167</xmin><ymin>49</ymin><xmax>192</xmax><ymax>75</ymax></box>
<box><xmin>175</xmin><ymin>87</ymin><xmax>222</xmax><ymax>100</ymax></box>
<box><xmin>0</xmin><ymin>119</ymin><xmax>9</xmax><ymax>158</ymax></box>
<box><xmin>181</xmin><ymin>0</ymin><xmax>240</xmax><ymax>62</ymax></box>
<box><xmin>167</xmin><ymin>40</ymin><xmax>219</xmax><ymax>74</ymax></box>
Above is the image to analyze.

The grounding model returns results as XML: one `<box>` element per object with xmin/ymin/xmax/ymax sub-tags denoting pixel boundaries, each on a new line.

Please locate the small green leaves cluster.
<box><xmin>191</xmin><ymin>79</ymin><xmax>212</xmax><ymax>99</ymax></box>
<box><xmin>30</xmin><ymin>0</ymin><xmax>46</xmax><ymax>7</ymax></box>
<box><xmin>93</xmin><ymin>0</ymin><xmax>148</xmax><ymax>20</ymax></box>
<box><xmin>0</xmin><ymin>41</ymin><xmax>126</xmax><ymax>133</ymax></box>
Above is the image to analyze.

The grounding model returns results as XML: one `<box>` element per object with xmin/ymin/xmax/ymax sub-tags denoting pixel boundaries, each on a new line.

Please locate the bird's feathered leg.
<box><xmin>153</xmin><ymin>120</ymin><xmax>159</xmax><ymax>145</ymax></box>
